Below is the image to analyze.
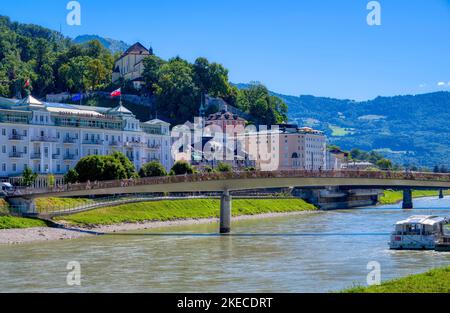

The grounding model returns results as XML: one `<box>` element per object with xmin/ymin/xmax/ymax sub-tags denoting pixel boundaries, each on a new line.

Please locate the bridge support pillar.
<box><xmin>6</xmin><ymin>197</ymin><xmax>37</xmax><ymax>215</ymax></box>
<box><xmin>439</xmin><ymin>189</ymin><xmax>444</xmax><ymax>199</ymax></box>
<box><xmin>402</xmin><ymin>189</ymin><xmax>413</xmax><ymax>209</ymax></box>
<box><xmin>220</xmin><ymin>191</ymin><xmax>232</xmax><ymax>234</ymax></box>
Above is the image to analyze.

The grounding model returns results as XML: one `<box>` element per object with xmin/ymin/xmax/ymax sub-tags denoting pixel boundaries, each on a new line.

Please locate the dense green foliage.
<box><xmin>0</xmin><ymin>216</ymin><xmax>47</xmax><ymax>229</ymax></box>
<box><xmin>142</xmin><ymin>55</ymin><xmax>286</xmax><ymax>125</ymax></box>
<box><xmin>170</xmin><ymin>161</ymin><xmax>194</xmax><ymax>175</ymax></box>
<box><xmin>0</xmin><ymin>15</ymin><xmax>114</xmax><ymax>98</ymax></box>
<box><xmin>56</xmin><ymin>198</ymin><xmax>317</xmax><ymax>226</ymax></box>
<box><xmin>139</xmin><ymin>161</ymin><xmax>167</xmax><ymax>178</ymax></box>
<box><xmin>216</xmin><ymin>162</ymin><xmax>232</xmax><ymax>172</ymax></box>
<box><xmin>280</xmin><ymin>89</ymin><xmax>450</xmax><ymax>167</ymax></box>
<box><xmin>344</xmin><ymin>266</ymin><xmax>450</xmax><ymax>293</ymax></box>
<box><xmin>237</xmin><ymin>82</ymin><xmax>288</xmax><ymax>124</ymax></box>
<box><xmin>21</xmin><ymin>167</ymin><xmax>38</xmax><ymax>187</ymax></box>
<box><xmin>66</xmin><ymin>152</ymin><xmax>137</xmax><ymax>183</ymax></box>
<box><xmin>0</xmin><ymin>16</ymin><xmax>287</xmax><ymax>127</ymax></box>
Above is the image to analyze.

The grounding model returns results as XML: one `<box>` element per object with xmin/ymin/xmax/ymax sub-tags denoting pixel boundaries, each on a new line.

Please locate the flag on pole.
<box><xmin>23</xmin><ymin>79</ymin><xmax>30</xmax><ymax>88</ymax></box>
<box><xmin>72</xmin><ymin>93</ymin><xmax>82</xmax><ymax>102</ymax></box>
<box><xmin>110</xmin><ymin>88</ymin><xmax>121</xmax><ymax>97</ymax></box>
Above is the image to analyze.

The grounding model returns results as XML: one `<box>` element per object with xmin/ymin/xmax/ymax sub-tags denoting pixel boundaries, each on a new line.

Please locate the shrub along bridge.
<box><xmin>6</xmin><ymin>170</ymin><xmax>450</xmax><ymax>233</ymax></box>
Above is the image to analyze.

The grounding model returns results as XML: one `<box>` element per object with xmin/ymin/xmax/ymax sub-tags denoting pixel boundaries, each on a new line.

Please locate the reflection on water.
<box><xmin>0</xmin><ymin>197</ymin><xmax>449</xmax><ymax>292</ymax></box>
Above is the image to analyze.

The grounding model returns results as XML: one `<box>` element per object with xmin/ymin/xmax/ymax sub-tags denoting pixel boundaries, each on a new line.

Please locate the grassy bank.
<box><xmin>0</xmin><ymin>199</ymin><xmax>9</xmax><ymax>214</ymax></box>
<box><xmin>379</xmin><ymin>190</ymin><xmax>450</xmax><ymax>205</ymax></box>
<box><xmin>0</xmin><ymin>216</ymin><xmax>47</xmax><ymax>230</ymax></box>
<box><xmin>344</xmin><ymin>266</ymin><xmax>450</xmax><ymax>293</ymax></box>
<box><xmin>35</xmin><ymin>197</ymin><xmax>94</xmax><ymax>213</ymax></box>
<box><xmin>56</xmin><ymin>198</ymin><xmax>317</xmax><ymax>226</ymax></box>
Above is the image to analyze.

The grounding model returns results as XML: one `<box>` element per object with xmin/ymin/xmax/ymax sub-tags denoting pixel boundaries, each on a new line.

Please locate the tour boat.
<box><xmin>389</xmin><ymin>215</ymin><xmax>449</xmax><ymax>250</ymax></box>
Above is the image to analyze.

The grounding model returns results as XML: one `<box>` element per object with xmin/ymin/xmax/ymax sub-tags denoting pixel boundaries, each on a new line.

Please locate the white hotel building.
<box><xmin>0</xmin><ymin>95</ymin><xmax>172</xmax><ymax>186</ymax></box>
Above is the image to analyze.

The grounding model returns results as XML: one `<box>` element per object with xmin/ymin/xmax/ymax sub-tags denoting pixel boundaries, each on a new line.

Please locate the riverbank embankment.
<box><xmin>0</xmin><ymin>198</ymin><xmax>318</xmax><ymax>244</ymax></box>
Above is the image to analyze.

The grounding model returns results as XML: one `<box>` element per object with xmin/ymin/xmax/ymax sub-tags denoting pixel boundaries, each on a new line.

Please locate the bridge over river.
<box><xmin>7</xmin><ymin>170</ymin><xmax>450</xmax><ymax>233</ymax></box>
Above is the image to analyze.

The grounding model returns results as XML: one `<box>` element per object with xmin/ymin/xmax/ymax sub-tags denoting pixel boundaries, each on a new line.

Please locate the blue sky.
<box><xmin>1</xmin><ymin>0</ymin><xmax>450</xmax><ymax>100</ymax></box>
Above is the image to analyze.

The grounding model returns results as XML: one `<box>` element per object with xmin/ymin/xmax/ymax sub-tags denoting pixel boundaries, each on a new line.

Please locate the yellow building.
<box><xmin>112</xmin><ymin>42</ymin><xmax>152</xmax><ymax>89</ymax></box>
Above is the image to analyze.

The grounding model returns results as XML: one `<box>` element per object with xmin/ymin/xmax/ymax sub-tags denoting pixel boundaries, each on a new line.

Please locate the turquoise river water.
<box><xmin>0</xmin><ymin>196</ymin><xmax>449</xmax><ymax>292</ymax></box>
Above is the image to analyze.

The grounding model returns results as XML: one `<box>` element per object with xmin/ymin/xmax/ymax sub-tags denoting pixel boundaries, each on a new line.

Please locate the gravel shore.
<box><xmin>0</xmin><ymin>227</ymin><xmax>93</xmax><ymax>245</ymax></box>
<box><xmin>0</xmin><ymin>211</ymin><xmax>319</xmax><ymax>245</ymax></box>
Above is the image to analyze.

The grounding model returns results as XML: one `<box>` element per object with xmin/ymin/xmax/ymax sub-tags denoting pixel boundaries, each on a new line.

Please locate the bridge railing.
<box><xmin>10</xmin><ymin>170</ymin><xmax>450</xmax><ymax>196</ymax></box>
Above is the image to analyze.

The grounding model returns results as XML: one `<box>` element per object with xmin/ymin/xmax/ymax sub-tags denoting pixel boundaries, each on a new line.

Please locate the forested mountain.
<box><xmin>73</xmin><ymin>35</ymin><xmax>129</xmax><ymax>54</ymax></box>
<box><xmin>278</xmin><ymin>91</ymin><xmax>450</xmax><ymax>167</ymax></box>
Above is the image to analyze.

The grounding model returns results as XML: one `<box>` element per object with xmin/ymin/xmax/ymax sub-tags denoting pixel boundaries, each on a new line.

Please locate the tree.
<box><xmin>193</xmin><ymin>57</ymin><xmax>231</xmax><ymax>99</ymax></box>
<box><xmin>142</xmin><ymin>55</ymin><xmax>166</xmax><ymax>94</ymax></box>
<box><xmin>216</xmin><ymin>162</ymin><xmax>232</xmax><ymax>172</ymax></box>
<box><xmin>64</xmin><ymin>169</ymin><xmax>79</xmax><ymax>183</ymax></box>
<box><xmin>139</xmin><ymin>161</ymin><xmax>167</xmax><ymax>178</ymax></box>
<box><xmin>154</xmin><ymin>58</ymin><xmax>199</xmax><ymax>124</ymax></box>
<box><xmin>170</xmin><ymin>161</ymin><xmax>194</xmax><ymax>175</ymax></box>
<box><xmin>58</xmin><ymin>56</ymin><xmax>91</xmax><ymax>92</ymax></box>
<box><xmin>47</xmin><ymin>174</ymin><xmax>56</xmax><ymax>188</ymax></box>
<box><xmin>73</xmin><ymin>155</ymin><xmax>129</xmax><ymax>182</ymax></box>
<box><xmin>376</xmin><ymin>158</ymin><xmax>393</xmax><ymax>170</ymax></box>
<box><xmin>22</xmin><ymin>167</ymin><xmax>38</xmax><ymax>187</ymax></box>
<box><xmin>111</xmin><ymin>151</ymin><xmax>138</xmax><ymax>178</ymax></box>
<box><xmin>237</xmin><ymin>82</ymin><xmax>287</xmax><ymax>124</ymax></box>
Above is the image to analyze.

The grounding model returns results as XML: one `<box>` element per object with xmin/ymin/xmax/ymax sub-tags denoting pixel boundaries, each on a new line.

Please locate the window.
<box><xmin>1</xmin><ymin>129</ymin><xmax>5</xmax><ymax>136</ymax></box>
<box><xmin>12</xmin><ymin>164</ymin><xmax>16</xmax><ymax>172</ymax></box>
<box><xmin>1</xmin><ymin>163</ymin><xmax>5</xmax><ymax>172</ymax></box>
<box><xmin>1</xmin><ymin>145</ymin><xmax>5</xmax><ymax>153</ymax></box>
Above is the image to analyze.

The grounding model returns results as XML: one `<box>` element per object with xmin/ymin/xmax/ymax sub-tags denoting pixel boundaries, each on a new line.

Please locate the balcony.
<box><xmin>63</xmin><ymin>154</ymin><xmax>76</xmax><ymax>161</ymax></box>
<box><xmin>125</xmin><ymin>141</ymin><xmax>144</xmax><ymax>148</ymax></box>
<box><xmin>109</xmin><ymin>141</ymin><xmax>120</xmax><ymax>146</ymax></box>
<box><xmin>9</xmin><ymin>152</ymin><xmax>25</xmax><ymax>158</ymax></box>
<box><xmin>9</xmin><ymin>134</ymin><xmax>25</xmax><ymax>141</ymax></box>
<box><xmin>83</xmin><ymin>139</ymin><xmax>104</xmax><ymax>145</ymax></box>
<box><xmin>52</xmin><ymin>154</ymin><xmax>61</xmax><ymax>160</ymax></box>
<box><xmin>30</xmin><ymin>153</ymin><xmax>42</xmax><ymax>160</ymax></box>
<box><xmin>63</xmin><ymin>137</ymin><xmax>77</xmax><ymax>144</ymax></box>
<box><xmin>31</xmin><ymin>136</ymin><xmax>58</xmax><ymax>142</ymax></box>
<box><xmin>147</xmin><ymin>144</ymin><xmax>161</xmax><ymax>150</ymax></box>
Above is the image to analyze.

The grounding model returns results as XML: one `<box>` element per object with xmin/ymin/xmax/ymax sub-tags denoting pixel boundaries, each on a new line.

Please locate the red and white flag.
<box><xmin>110</xmin><ymin>88</ymin><xmax>121</xmax><ymax>97</ymax></box>
<box><xmin>23</xmin><ymin>79</ymin><xmax>30</xmax><ymax>88</ymax></box>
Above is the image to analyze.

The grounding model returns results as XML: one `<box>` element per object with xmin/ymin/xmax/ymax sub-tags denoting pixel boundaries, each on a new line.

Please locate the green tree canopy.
<box><xmin>139</xmin><ymin>161</ymin><xmax>167</xmax><ymax>178</ymax></box>
<box><xmin>21</xmin><ymin>167</ymin><xmax>38</xmax><ymax>187</ymax></box>
<box><xmin>236</xmin><ymin>82</ymin><xmax>288</xmax><ymax>125</ymax></box>
<box><xmin>170</xmin><ymin>161</ymin><xmax>194</xmax><ymax>175</ymax></box>
<box><xmin>216</xmin><ymin>162</ymin><xmax>232</xmax><ymax>172</ymax></box>
<box><xmin>72</xmin><ymin>153</ymin><xmax>136</xmax><ymax>183</ymax></box>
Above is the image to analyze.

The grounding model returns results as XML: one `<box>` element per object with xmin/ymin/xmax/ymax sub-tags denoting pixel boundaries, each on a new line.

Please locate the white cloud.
<box><xmin>437</xmin><ymin>82</ymin><xmax>446</xmax><ymax>86</ymax></box>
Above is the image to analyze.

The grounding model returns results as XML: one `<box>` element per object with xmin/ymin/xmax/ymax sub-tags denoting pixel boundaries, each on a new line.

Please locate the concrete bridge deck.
<box><xmin>7</xmin><ymin>170</ymin><xmax>450</xmax><ymax>233</ymax></box>
<box><xmin>9</xmin><ymin>170</ymin><xmax>450</xmax><ymax>198</ymax></box>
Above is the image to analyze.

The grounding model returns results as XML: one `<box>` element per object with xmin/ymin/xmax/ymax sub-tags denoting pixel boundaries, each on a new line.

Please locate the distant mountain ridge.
<box><xmin>236</xmin><ymin>83</ymin><xmax>450</xmax><ymax>167</ymax></box>
<box><xmin>73</xmin><ymin>35</ymin><xmax>130</xmax><ymax>53</ymax></box>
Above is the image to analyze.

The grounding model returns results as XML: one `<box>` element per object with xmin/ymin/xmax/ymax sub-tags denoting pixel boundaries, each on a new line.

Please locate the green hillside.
<box><xmin>279</xmin><ymin>91</ymin><xmax>450</xmax><ymax>168</ymax></box>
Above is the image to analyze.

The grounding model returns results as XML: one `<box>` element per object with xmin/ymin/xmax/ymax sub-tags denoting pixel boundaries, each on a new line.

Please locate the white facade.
<box><xmin>0</xmin><ymin>95</ymin><xmax>172</xmax><ymax>184</ymax></box>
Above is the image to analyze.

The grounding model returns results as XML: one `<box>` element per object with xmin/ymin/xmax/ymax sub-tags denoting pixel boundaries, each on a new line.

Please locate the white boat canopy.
<box><xmin>396</xmin><ymin>215</ymin><xmax>447</xmax><ymax>226</ymax></box>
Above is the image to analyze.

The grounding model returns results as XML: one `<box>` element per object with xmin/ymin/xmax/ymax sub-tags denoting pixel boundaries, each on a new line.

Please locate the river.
<box><xmin>0</xmin><ymin>197</ymin><xmax>449</xmax><ymax>293</ymax></box>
